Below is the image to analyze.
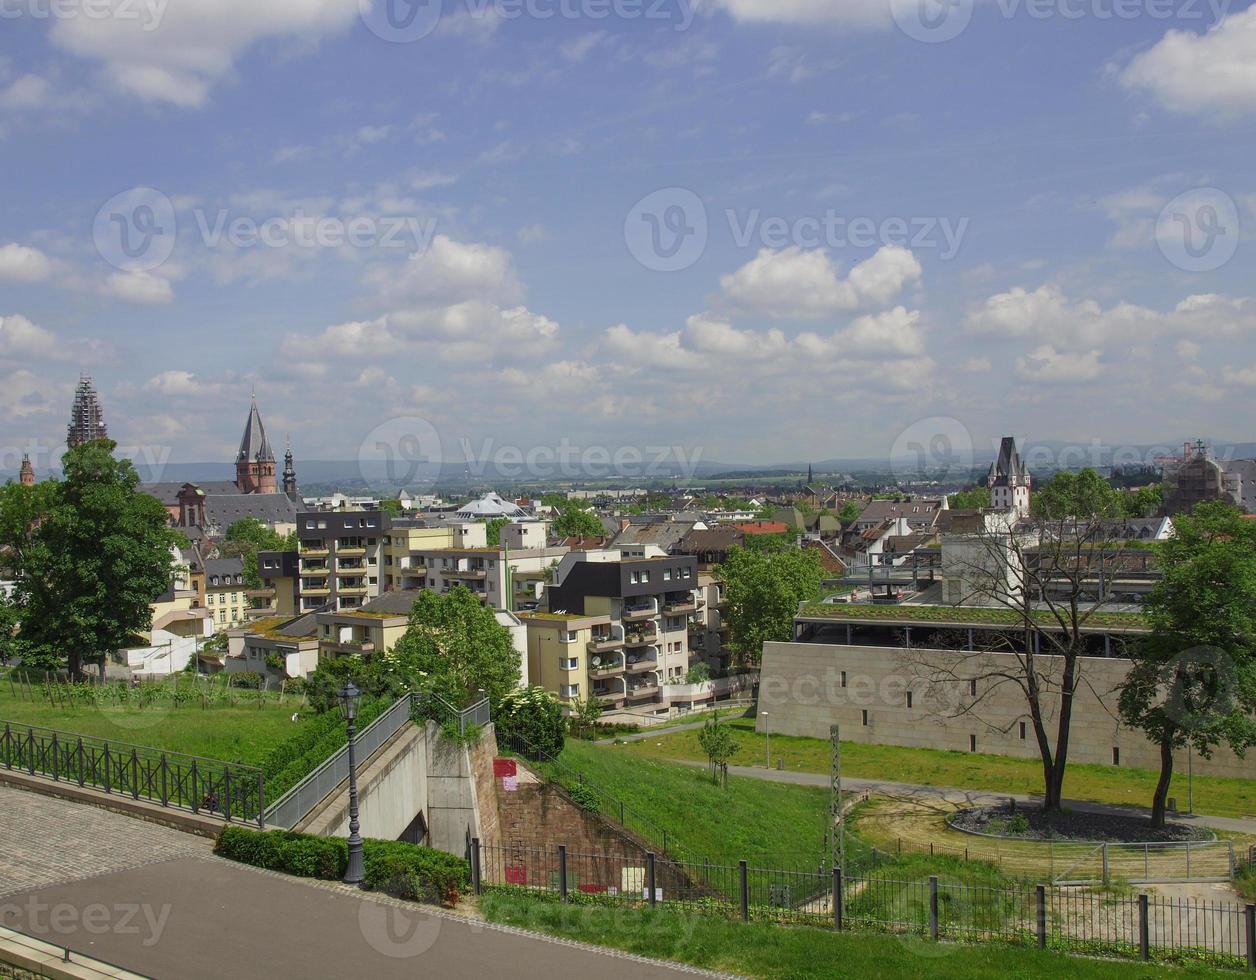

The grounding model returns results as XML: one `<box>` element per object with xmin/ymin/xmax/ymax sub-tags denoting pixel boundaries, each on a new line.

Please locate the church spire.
<box><xmin>67</xmin><ymin>374</ymin><xmax>108</xmax><ymax>449</ymax></box>
<box><xmin>283</xmin><ymin>435</ymin><xmax>298</xmax><ymax>495</ymax></box>
<box><xmin>235</xmin><ymin>394</ymin><xmax>277</xmax><ymax>494</ymax></box>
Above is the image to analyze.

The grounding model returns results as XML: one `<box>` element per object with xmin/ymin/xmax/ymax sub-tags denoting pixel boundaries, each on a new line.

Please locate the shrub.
<box><xmin>214</xmin><ymin>827</ymin><xmax>469</xmax><ymax>906</ymax></box>
<box><xmin>495</xmin><ymin>686</ymin><xmax>566</xmax><ymax>758</ymax></box>
<box><xmin>564</xmin><ymin>781</ymin><xmax>601</xmax><ymax>812</ymax></box>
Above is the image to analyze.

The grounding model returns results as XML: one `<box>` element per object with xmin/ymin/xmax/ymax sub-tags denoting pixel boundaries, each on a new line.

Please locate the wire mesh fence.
<box><xmin>474</xmin><ymin>839</ymin><xmax>1256</xmax><ymax>970</ymax></box>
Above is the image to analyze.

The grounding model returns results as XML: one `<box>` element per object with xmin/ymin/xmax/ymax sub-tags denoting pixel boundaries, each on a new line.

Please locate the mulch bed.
<box><xmin>949</xmin><ymin>802</ymin><xmax>1214</xmax><ymax>843</ymax></box>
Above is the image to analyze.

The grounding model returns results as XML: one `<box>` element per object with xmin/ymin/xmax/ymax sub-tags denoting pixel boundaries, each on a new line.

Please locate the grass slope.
<box><xmin>557</xmin><ymin>739</ymin><xmax>830</xmax><ymax>864</ymax></box>
<box><xmin>481</xmin><ymin>892</ymin><xmax>1236</xmax><ymax>980</ymax></box>
<box><xmin>611</xmin><ymin>718</ymin><xmax>1256</xmax><ymax>820</ymax></box>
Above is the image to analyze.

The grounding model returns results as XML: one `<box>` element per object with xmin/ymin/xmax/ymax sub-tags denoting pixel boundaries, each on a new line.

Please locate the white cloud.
<box><xmin>967</xmin><ymin>285</ymin><xmax>1256</xmax><ymax>349</ymax></box>
<box><xmin>837</xmin><ymin>307</ymin><xmax>925</xmax><ymax>356</ymax></box>
<box><xmin>0</xmin><ymin>243</ymin><xmax>53</xmax><ymax>282</ymax></box>
<box><xmin>702</xmin><ymin>0</ymin><xmax>890</xmax><ymax>29</ymax></box>
<box><xmin>0</xmin><ymin>74</ymin><xmax>52</xmax><ymax>110</ymax></box>
<box><xmin>718</xmin><ymin>245</ymin><xmax>921</xmax><ymax>319</ymax></box>
<box><xmin>0</xmin><ymin>313</ymin><xmax>61</xmax><ymax>360</ymax></box>
<box><xmin>561</xmin><ymin>31</ymin><xmax>606</xmax><ymax>62</ymax></box>
<box><xmin>1118</xmin><ymin>7</ymin><xmax>1256</xmax><ymax>117</ymax></box>
<box><xmin>1015</xmin><ymin>346</ymin><xmax>1103</xmax><ymax>383</ymax></box>
<box><xmin>106</xmin><ymin>270</ymin><xmax>175</xmax><ymax>304</ymax></box>
<box><xmin>366</xmin><ymin>234</ymin><xmax>523</xmax><ymax>307</ymax></box>
<box><xmin>51</xmin><ymin>0</ymin><xmax>360</xmax><ymax>107</ymax></box>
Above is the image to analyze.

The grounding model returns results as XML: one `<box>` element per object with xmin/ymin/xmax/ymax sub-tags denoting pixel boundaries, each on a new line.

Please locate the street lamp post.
<box><xmin>760</xmin><ymin>711</ymin><xmax>770</xmax><ymax>768</ymax></box>
<box><xmin>338</xmin><ymin>681</ymin><xmax>365</xmax><ymax>887</ymax></box>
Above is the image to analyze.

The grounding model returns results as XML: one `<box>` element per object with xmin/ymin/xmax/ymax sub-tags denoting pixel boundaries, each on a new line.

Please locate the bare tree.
<box><xmin>903</xmin><ymin>505</ymin><xmax>1136</xmax><ymax>814</ymax></box>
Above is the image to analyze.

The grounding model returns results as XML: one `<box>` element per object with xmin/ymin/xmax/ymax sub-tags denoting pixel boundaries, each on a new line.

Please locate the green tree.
<box><xmin>386</xmin><ymin>585</ymin><xmax>521</xmax><ymax>708</ymax></box>
<box><xmin>697</xmin><ymin>713</ymin><xmax>740</xmax><ymax>783</ymax></box>
<box><xmin>1118</xmin><ymin>503</ymin><xmax>1256</xmax><ymax>827</ymax></box>
<box><xmin>485</xmin><ymin>517</ymin><xmax>510</xmax><ymax>546</ymax></box>
<box><xmin>717</xmin><ymin>546</ymin><xmax>823</xmax><ymax>667</ymax></box>
<box><xmin>835</xmin><ymin>500</ymin><xmax>862</xmax><ymax>523</ymax></box>
<box><xmin>947</xmin><ymin>486</ymin><xmax>991</xmax><ymax>510</ymax></box>
<box><xmin>1123</xmin><ymin>483</ymin><xmax>1165</xmax><ymax>518</ymax></box>
<box><xmin>17</xmin><ymin>441</ymin><xmax>177</xmax><ymax>677</ymax></box>
<box><xmin>570</xmin><ymin>694</ymin><xmax>604</xmax><ymax>738</ymax></box>
<box><xmin>0</xmin><ymin>590</ymin><xmax>19</xmax><ymax>665</ymax></box>
<box><xmin>378</xmin><ymin>498</ymin><xmax>404</xmax><ymax>518</ymax></box>
<box><xmin>552</xmin><ymin>503</ymin><xmax>603</xmax><ymax>539</ymax></box>
<box><xmin>1032</xmin><ymin>469</ymin><xmax>1123</xmax><ymax>520</ymax></box>
<box><xmin>539</xmin><ymin>492</ymin><xmax>568</xmax><ymax>509</ymax></box>
<box><xmin>222</xmin><ymin>518</ymin><xmax>296</xmax><ymax>589</ymax></box>
<box><xmin>495</xmin><ymin>685</ymin><xmax>566</xmax><ymax>757</ymax></box>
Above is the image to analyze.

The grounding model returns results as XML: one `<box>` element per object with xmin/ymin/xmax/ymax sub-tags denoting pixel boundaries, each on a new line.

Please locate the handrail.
<box><xmin>0</xmin><ymin>720</ymin><xmax>265</xmax><ymax>826</ymax></box>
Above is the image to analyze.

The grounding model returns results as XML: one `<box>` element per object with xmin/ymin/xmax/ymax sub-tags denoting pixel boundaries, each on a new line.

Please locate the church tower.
<box><xmin>235</xmin><ymin>395</ymin><xmax>277</xmax><ymax>494</ymax></box>
<box><xmin>19</xmin><ymin>454</ymin><xmax>34</xmax><ymax>486</ymax></box>
<box><xmin>67</xmin><ymin>375</ymin><xmax>108</xmax><ymax>448</ymax></box>
<box><xmin>283</xmin><ymin>437</ymin><xmax>298</xmax><ymax>496</ymax></box>
<box><xmin>987</xmin><ymin>436</ymin><xmax>1031</xmax><ymax>516</ymax></box>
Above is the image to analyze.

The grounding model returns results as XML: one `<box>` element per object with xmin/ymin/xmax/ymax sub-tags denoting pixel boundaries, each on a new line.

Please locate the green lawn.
<box><xmin>610</xmin><ymin>718</ymin><xmax>1256</xmax><ymax>820</ymax></box>
<box><xmin>480</xmin><ymin>891</ymin><xmax>1239</xmax><ymax>980</ymax></box>
<box><xmin>554</xmin><ymin>739</ymin><xmax>830</xmax><ymax>864</ymax></box>
<box><xmin>0</xmin><ymin>682</ymin><xmax>308</xmax><ymax>767</ymax></box>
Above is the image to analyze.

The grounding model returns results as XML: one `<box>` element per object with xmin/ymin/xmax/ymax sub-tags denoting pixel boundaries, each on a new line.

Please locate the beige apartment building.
<box><xmin>517</xmin><ymin>612</ymin><xmax>616</xmax><ymax>706</ymax></box>
<box><xmin>315</xmin><ymin>591</ymin><xmax>418</xmax><ymax>662</ymax></box>
<box><xmin>297</xmin><ymin>509</ymin><xmax>384</xmax><ymax>613</ymax></box>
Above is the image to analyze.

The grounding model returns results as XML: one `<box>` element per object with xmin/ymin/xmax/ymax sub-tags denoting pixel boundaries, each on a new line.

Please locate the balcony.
<box><xmin>589</xmin><ymin>655</ymin><xmax>625</xmax><ymax>678</ymax></box>
<box><xmin>339</xmin><ymin>585</ymin><xmax>368</xmax><ymax>596</ymax></box>
<box><xmin>325</xmin><ymin>639</ymin><xmax>376</xmax><ymax>655</ymax></box>
<box><xmin>593</xmin><ymin>681</ymin><xmax>626</xmax><ymax>702</ymax></box>
<box><xmin>246</xmin><ymin>587</ymin><xmax>275</xmax><ymax>600</ymax></box>
<box><xmin>626</xmin><ymin>683</ymin><xmax>660</xmax><ymax>701</ymax></box>
<box><xmin>299</xmin><ymin>546</ymin><xmax>329</xmax><ymax>558</ymax></box>
<box><xmin>445</xmin><ymin>567</ymin><xmax>488</xmax><ymax>580</ymax></box>
<box><xmin>337</xmin><ymin>560</ymin><xmax>366</xmax><ymax>571</ymax></box>
<box><xmin>337</xmin><ymin>546</ymin><xmax>367</xmax><ymax>558</ymax></box>
<box><xmin>626</xmin><ymin>655</ymin><xmax>657</xmax><ymax>674</ymax></box>
<box><xmin>301</xmin><ymin>566</ymin><xmax>330</xmax><ymax>577</ymax></box>
<box><xmin>664</xmin><ymin>598</ymin><xmax>698</xmax><ymax>615</ymax></box>
<box><xmin>588</xmin><ymin>635</ymin><xmax>624</xmax><ymax>654</ymax></box>
<box><xmin>624</xmin><ymin>630</ymin><xmax>657</xmax><ymax>648</ymax></box>
<box><xmin>303</xmin><ymin>587</ymin><xmax>331</xmax><ymax>597</ymax></box>
<box><xmin>622</xmin><ymin>603</ymin><xmax>658</xmax><ymax>622</ymax></box>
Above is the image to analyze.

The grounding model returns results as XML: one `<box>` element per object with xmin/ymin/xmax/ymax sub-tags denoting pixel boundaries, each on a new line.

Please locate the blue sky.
<box><xmin>1</xmin><ymin>0</ymin><xmax>1255</xmax><ymax>477</ymax></box>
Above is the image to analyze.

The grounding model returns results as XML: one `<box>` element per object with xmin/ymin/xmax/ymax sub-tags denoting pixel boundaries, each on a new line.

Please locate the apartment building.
<box><xmin>517</xmin><ymin>612</ymin><xmax>615</xmax><ymax>707</ymax></box>
<box><xmin>315</xmin><ymin>590</ymin><xmax>418</xmax><ymax>662</ymax></box>
<box><xmin>255</xmin><ymin>549</ymin><xmax>300</xmax><ymax>617</ymax></box>
<box><xmin>543</xmin><ymin>549</ymin><xmax>700</xmax><ymax>708</ymax></box>
<box><xmin>384</xmin><ymin>517</ymin><xmax>564</xmax><ymax>611</ymax></box>
<box><xmin>202</xmin><ymin>557</ymin><xmax>248</xmax><ymax>630</ymax></box>
<box><xmin>230</xmin><ymin>613</ymin><xmax>320</xmax><ymax>679</ymax></box>
<box><xmin>296</xmin><ymin>509</ymin><xmax>384</xmax><ymax>612</ymax></box>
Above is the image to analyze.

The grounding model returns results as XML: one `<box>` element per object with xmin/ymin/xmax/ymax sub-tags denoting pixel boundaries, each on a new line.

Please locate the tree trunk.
<box><xmin>1150</xmin><ymin>736</ymin><xmax>1175</xmax><ymax>829</ymax></box>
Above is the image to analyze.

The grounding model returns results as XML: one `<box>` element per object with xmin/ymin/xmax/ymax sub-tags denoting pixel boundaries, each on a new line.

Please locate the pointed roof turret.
<box><xmin>987</xmin><ymin>436</ymin><xmax>1030</xmax><ymax>489</ymax></box>
<box><xmin>236</xmin><ymin>394</ymin><xmax>275</xmax><ymax>464</ymax></box>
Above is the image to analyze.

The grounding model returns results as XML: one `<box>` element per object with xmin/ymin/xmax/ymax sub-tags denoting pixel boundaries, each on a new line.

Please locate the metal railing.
<box><xmin>263</xmin><ymin>694</ymin><xmax>415</xmax><ymax>829</ymax></box>
<box><xmin>263</xmin><ymin>690</ymin><xmax>492</xmax><ymax>829</ymax></box>
<box><xmin>0</xmin><ymin>721</ymin><xmax>265</xmax><ymax>826</ymax></box>
<box><xmin>473</xmin><ymin>839</ymin><xmax>1256</xmax><ymax>971</ymax></box>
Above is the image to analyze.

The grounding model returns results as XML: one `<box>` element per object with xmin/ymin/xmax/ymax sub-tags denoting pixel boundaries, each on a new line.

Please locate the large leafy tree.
<box><xmin>551</xmin><ymin>503</ymin><xmax>603</xmax><ymax>539</ymax></box>
<box><xmin>1032</xmin><ymin>469</ymin><xmax>1123</xmax><ymax>520</ymax></box>
<box><xmin>947</xmin><ymin>486</ymin><xmax>991</xmax><ymax>510</ymax></box>
<box><xmin>717</xmin><ymin>544</ymin><xmax>823</xmax><ymax>667</ymax></box>
<box><xmin>1119</xmin><ymin>502</ymin><xmax>1256</xmax><ymax>827</ymax></box>
<box><xmin>221</xmin><ymin>517</ymin><xmax>296</xmax><ymax>589</ymax></box>
<box><xmin>385</xmin><ymin>585</ymin><xmax>521</xmax><ymax>708</ymax></box>
<box><xmin>17</xmin><ymin>441</ymin><xmax>177</xmax><ymax>677</ymax></box>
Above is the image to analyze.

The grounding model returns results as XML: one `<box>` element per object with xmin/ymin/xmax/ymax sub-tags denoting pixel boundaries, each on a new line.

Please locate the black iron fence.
<box><xmin>0</xmin><ymin>722</ymin><xmax>265</xmax><ymax>826</ymax></box>
<box><xmin>472</xmin><ymin>839</ymin><xmax>1256</xmax><ymax>971</ymax></box>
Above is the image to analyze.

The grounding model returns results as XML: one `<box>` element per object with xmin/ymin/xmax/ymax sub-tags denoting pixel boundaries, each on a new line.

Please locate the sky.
<box><xmin>1</xmin><ymin>0</ymin><xmax>1256</xmax><ymax>480</ymax></box>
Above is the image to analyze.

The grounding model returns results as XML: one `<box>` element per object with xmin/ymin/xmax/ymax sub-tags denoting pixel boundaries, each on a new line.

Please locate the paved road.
<box><xmin>0</xmin><ymin>787</ymin><xmax>725</xmax><ymax>980</ymax></box>
<box><xmin>666</xmin><ymin>760</ymin><xmax>1256</xmax><ymax>836</ymax></box>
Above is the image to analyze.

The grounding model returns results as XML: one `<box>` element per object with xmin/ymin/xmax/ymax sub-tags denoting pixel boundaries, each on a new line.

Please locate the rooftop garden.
<box><xmin>796</xmin><ymin>602</ymin><xmax>1149</xmax><ymax>631</ymax></box>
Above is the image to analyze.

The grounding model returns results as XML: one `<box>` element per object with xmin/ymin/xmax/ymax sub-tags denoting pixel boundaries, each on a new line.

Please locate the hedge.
<box><xmin>259</xmin><ymin>696</ymin><xmax>387</xmax><ymax>799</ymax></box>
<box><xmin>215</xmin><ymin>826</ymin><xmax>470</xmax><ymax>906</ymax></box>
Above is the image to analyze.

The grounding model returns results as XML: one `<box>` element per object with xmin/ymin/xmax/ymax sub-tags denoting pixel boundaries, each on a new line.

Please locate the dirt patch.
<box><xmin>950</xmin><ymin>803</ymin><xmax>1214</xmax><ymax>843</ymax></box>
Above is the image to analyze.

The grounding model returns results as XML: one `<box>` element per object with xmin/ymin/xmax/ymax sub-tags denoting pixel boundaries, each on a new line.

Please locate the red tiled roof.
<box><xmin>733</xmin><ymin>521</ymin><xmax>790</xmax><ymax>535</ymax></box>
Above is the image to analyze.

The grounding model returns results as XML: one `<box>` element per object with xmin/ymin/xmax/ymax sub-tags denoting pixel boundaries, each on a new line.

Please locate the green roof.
<box><xmin>796</xmin><ymin>602</ymin><xmax>1149</xmax><ymax>632</ymax></box>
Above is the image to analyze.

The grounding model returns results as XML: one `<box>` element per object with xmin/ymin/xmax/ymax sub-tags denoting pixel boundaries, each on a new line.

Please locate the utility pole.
<box><xmin>831</xmin><ymin>725</ymin><xmax>844</xmax><ymax>873</ymax></box>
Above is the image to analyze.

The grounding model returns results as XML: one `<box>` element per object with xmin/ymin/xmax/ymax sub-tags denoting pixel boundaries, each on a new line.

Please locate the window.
<box><xmin>559</xmin><ymin>657</ymin><xmax>578</xmax><ymax>670</ymax></box>
<box><xmin>560</xmin><ymin>684</ymin><xmax>579</xmax><ymax>698</ymax></box>
<box><xmin>682</xmin><ymin>568</ymin><xmax>692</xmax><ymax>579</ymax></box>
<box><xmin>1019</xmin><ymin>722</ymin><xmax>1027</xmax><ymax>740</ymax></box>
<box><xmin>630</xmin><ymin>571</ymin><xmax>640</xmax><ymax>584</ymax></box>
<box><xmin>641</xmin><ymin>571</ymin><xmax>650</xmax><ymax>583</ymax></box>
<box><xmin>1112</xmin><ymin>747</ymin><xmax>1120</xmax><ymax>766</ymax></box>
<box><xmin>969</xmin><ymin>679</ymin><xmax>978</xmax><ymax>697</ymax></box>
<box><xmin>562</xmin><ymin>630</ymin><xmax>577</xmax><ymax>644</ymax></box>
<box><xmin>840</xmin><ymin>671</ymin><xmax>847</xmax><ymax>688</ymax></box>
<box><xmin>663</xmin><ymin>569</ymin><xmax>672</xmax><ymax>581</ymax></box>
<box><xmin>969</xmin><ymin>735</ymin><xmax>977</xmax><ymax>753</ymax></box>
<box><xmin>861</xmin><ymin>709</ymin><xmax>868</xmax><ymax>727</ymax></box>
<box><xmin>906</xmin><ymin>691</ymin><xmax>913</xmax><ymax>709</ymax></box>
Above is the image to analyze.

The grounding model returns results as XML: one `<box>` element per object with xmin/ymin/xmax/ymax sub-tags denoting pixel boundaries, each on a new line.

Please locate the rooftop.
<box><xmin>795</xmin><ymin>602</ymin><xmax>1149</xmax><ymax>632</ymax></box>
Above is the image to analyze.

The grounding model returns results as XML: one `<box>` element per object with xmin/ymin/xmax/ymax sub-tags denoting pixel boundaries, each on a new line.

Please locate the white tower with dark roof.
<box><xmin>987</xmin><ymin>436</ymin><xmax>1031</xmax><ymax>517</ymax></box>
